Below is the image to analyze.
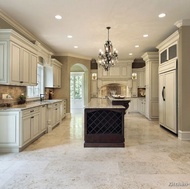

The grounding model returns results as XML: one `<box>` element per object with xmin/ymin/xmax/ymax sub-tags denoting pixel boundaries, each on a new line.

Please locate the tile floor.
<box><xmin>0</xmin><ymin>110</ymin><xmax>190</xmax><ymax>189</ymax></box>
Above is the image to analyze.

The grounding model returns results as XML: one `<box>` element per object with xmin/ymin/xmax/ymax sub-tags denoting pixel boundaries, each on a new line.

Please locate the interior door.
<box><xmin>70</xmin><ymin>72</ymin><xmax>84</xmax><ymax>109</ymax></box>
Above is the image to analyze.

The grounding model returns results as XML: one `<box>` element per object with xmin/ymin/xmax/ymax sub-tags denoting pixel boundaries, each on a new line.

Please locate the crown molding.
<box><xmin>175</xmin><ymin>19</ymin><xmax>190</xmax><ymax>28</ymax></box>
<box><xmin>0</xmin><ymin>9</ymin><xmax>55</xmax><ymax>55</ymax></box>
<box><xmin>0</xmin><ymin>9</ymin><xmax>36</xmax><ymax>42</ymax></box>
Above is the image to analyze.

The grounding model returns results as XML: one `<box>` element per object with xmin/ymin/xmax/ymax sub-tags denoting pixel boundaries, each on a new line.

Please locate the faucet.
<box><xmin>40</xmin><ymin>94</ymin><xmax>45</xmax><ymax>101</ymax></box>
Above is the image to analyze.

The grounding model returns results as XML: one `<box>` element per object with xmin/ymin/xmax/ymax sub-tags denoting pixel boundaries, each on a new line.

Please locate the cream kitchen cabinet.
<box><xmin>157</xmin><ymin>31</ymin><xmax>178</xmax><ymax>134</ymax></box>
<box><xmin>52</xmin><ymin>102</ymin><xmax>60</xmax><ymax>126</ymax></box>
<box><xmin>138</xmin><ymin>98</ymin><xmax>146</xmax><ymax>115</ymax></box>
<box><xmin>0</xmin><ymin>29</ymin><xmax>37</xmax><ymax>86</ymax></box>
<box><xmin>142</xmin><ymin>52</ymin><xmax>159</xmax><ymax>120</ymax></box>
<box><xmin>60</xmin><ymin>99</ymin><xmax>66</xmax><ymax>120</ymax></box>
<box><xmin>45</xmin><ymin>59</ymin><xmax>62</xmax><ymax>88</ymax></box>
<box><xmin>128</xmin><ymin>98</ymin><xmax>138</xmax><ymax>113</ymax></box>
<box><xmin>0</xmin><ymin>111</ymin><xmax>20</xmax><ymax>153</ymax></box>
<box><xmin>159</xmin><ymin>64</ymin><xmax>177</xmax><ymax>134</ymax></box>
<box><xmin>39</xmin><ymin>104</ymin><xmax>47</xmax><ymax>133</ymax></box>
<box><xmin>21</xmin><ymin>107</ymin><xmax>40</xmax><ymax>146</ymax></box>
<box><xmin>137</xmin><ymin>69</ymin><xmax>145</xmax><ymax>88</ymax></box>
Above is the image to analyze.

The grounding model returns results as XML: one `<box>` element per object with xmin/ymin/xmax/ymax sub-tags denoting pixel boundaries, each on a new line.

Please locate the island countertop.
<box><xmin>85</xmin><ymin>98</ymin><xmax>125</xmax><ymax>109</ymax></box>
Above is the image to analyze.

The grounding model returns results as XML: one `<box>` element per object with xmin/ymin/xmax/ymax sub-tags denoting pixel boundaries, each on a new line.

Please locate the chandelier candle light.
<box><xmin>98</xmin><ymin>27</ymin><xmax>118</xmax><ymax>71</ymax></box>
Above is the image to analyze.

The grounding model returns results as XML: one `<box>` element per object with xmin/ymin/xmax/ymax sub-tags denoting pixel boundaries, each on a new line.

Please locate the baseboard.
<box><xmin>178</xmin><ymin>130</ymin><xmax>190</xmax><ymax>140</ymax></box>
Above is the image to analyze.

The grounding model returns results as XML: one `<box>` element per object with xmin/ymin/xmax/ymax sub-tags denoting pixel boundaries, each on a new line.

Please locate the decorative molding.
<box><xmin>0</xmin><ymin>10</ymin><xmax>55</xmax><ymax>55</ymax></box>
<box><xmin>175</xmin><ymin>19</ymin><xmax>190</xmax><ymax>28</ymax></box>
<box><xmin>141</xmin><ymin>52</ymin><xmax>159</xmax><ymax>62</ymax></box>
<box><xmin>0</xmin><ymin>10</ymin><xmax>36</xmax><ymax>42</ymax></box>
<box><xmin>178</xmin><ymin>130</ymin><xmax>190</xmax><ymax>140</ymax></box>
<box><xmin>156</xmin><ymin>30</ymin><xmax>179</xmax><ymax>51</ymax></box>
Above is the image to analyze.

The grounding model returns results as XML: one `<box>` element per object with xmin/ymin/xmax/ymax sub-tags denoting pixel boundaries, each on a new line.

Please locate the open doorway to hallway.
<box><xmin>70</xmin><ymin>72</ymin><xmax>84</xmax><ymax>113</ymax></box>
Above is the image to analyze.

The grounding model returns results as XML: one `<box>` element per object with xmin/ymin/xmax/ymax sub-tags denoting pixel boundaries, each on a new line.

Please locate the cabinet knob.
<box><xmin>20</xmin><ymin>81</ymin><xmax>23</xmax><ymax>83</ymax></box>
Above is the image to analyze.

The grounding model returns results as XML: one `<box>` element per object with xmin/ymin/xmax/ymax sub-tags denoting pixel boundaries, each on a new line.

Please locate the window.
<box><xmin>27</xmin><ymin>64</ymin><xmax>44</xmax><ymax>99</ymax></box>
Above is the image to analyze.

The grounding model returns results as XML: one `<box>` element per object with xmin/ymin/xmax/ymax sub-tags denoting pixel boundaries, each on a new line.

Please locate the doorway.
<box><xmin>70</xmin><ymin>72</ymin><xmax>84</xmax><ymax>109</ymax></box>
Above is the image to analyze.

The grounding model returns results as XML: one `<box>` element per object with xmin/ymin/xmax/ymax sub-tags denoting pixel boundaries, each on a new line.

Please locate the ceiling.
<box><xmin>0</xmin><ymin>0</ymin><xmax>190</xmax><ymax>61</ymax></box>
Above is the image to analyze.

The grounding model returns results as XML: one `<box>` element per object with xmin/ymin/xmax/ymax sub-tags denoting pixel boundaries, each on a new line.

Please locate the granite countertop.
<box><xmin>0</xmin><ymin>99</ymin><xmax>63</xmax><ymax>111</ymax></box>
<box><xmin>85</xmin><ymin>98</ymin><xmax>125</xmax><ymax>109</ymax></box>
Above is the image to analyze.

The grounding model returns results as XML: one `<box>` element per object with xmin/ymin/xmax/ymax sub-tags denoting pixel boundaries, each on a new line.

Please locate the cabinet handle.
<box><xmin>31</xmin><ymin>116</ymin><xmax>34</xmax><ymax>119</ymax></box>
<box><xmin>20</xmin><ymin>81</ymin><xmax>23</xmax><ymax>83</ymax></box>
<box><xmin>30</xmin><ymin>110</ymin><xmax>34</xmax><ymax>112</ymax></box>
<box><xmin>162</xmin><ymin>86</ymin><xmax>165</xmax><ymax>101</ymax></box>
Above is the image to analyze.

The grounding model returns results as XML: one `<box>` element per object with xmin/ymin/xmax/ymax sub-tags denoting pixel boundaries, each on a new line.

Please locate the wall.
<box><xmin>53</xmin><ymin>56</ymin><xmax>91</xmax><ymax>113</ymax></box>
<box><xmin>178</xmin><ymin>26</ymin><xmax>190</xmax><ymax>133</ymax></box>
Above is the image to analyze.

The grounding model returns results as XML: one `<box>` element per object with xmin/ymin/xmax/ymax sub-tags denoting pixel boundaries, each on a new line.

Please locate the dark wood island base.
<box><xmin>84</xmin><ymin>99</ymin><xmax>126</xmax><ymax>147</ymax></box>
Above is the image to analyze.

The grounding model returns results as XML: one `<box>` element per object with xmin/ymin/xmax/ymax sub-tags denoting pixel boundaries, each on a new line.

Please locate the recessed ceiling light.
<box><xmin>129</xmin><ymin>53</ymin><xmax>133</xmax><ymax>56</ymax></box>
<box><xmin>158</xmin><ymin>13</ymin><xmax>166</xmax><ymax>18</ymax></box>
<box><xmin>55</xmin><ymin>15</ymin><xmax>62</xmax><ymax>20</ymax></box>
<box><xmin>143</xmin><ymin>34</ymin><xmax>149</xmax><ymax>38</ymax></box>
<box><xmin>74</xmin><ymin>46</ymin><xmax>78</xmax><ymax>48</ymax></box>
<box><xmin>67</xmin><ymin>35</ymin><xmax>73</xmax><ymax>38</ymax></box>
<box><xmin>135</xmin><ymin>45</ymin><xmax>139</xmax><ymax>48</ymax></box>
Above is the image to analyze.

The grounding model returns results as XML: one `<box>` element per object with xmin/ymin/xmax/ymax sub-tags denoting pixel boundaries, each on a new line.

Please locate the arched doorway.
<box><xmin>70</xmin><ymin>64</ymin><xmax>88</xmax><ymax>113</ymax></box>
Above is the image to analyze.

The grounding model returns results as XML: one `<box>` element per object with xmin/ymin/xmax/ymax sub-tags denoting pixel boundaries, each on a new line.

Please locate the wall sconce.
<box><xmin>92</xmin><ymin>73</ymin><xmax>97</xmax><ymax>80</ymax></box>
<box><xmin>132</xmin><ymin>73</ymin><xmax>137</xmax><ymax>80</ymax></box>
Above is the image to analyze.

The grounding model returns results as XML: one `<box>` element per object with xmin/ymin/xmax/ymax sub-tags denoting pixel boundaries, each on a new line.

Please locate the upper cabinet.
<box><xmin>157</xmin><ymin>31</ymin><xmax>179</xmax><ymax>66</ymax></box>
<box><xmin>132</xmin><ymin>68</ymin><xmax>145</xmax><ymax>88</ymax></box>
<box><xmin>45</xmin><ymin>58</ymin><xmax>62</xmax><ymax>88</ymax></box>
<box><xmin>0</xmin><ymin>29</ymin><xmax>38</xmax><ymax>86</ymax></box>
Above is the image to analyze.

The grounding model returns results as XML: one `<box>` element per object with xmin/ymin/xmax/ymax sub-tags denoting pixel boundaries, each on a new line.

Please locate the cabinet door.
<box><xmin>31</xmin><ymin>113</ymin><xmax>39</xmax><ymax>138</ymax></box>
<box><xmin>53</xmin><ymin>65</ymin><xmax>58</xmax><ymax>87</ymax></box>
<box><xmin>57</xmin><ymin>66</ymin><xmax>61</xmax><ymax>88</ymax></box>
<box><xmin>0</xmin><ymin>41</ymin><xmax>8</xmax><ymax>84</ymax></box>
<box><xmin>22</xmin><ymin>116</ymin><xmax>31</xmax><ymax>145</ymax></box>
<box><xmin>40</xmin><ymin>105</ymin><xmax>47</xmax><ymax>132</ymax></box>
<box><xmin>159</xmin><ymin>73</ymin><xmax>165</xmax><ymax>126</ymax></box>
<box><xmin>165</xmin><ymin>71</ymin><xmax>176</xmax><ymax>132</ymax></box>
<box><xmin>22</xmin><ymin>48</ymin><xmax>30</xmax><ymax>84</ymax></box>
<box><xmin>30</xmin><ymin>53</ymin><xmax>37</xmax><ymax>85</ymax></box>
<box><xmin>159</xmin><ymin>71</ymin><xmax>177</xmax><ymax>133</ymax></box>
<box><xmin>10</xmin><ymin>42</ymin><xmax>21</xmax><ymax>84</ymax></box>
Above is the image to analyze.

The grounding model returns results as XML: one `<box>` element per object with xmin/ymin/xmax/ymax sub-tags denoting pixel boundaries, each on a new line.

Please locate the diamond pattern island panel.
<box><xmin>87</xmin><ymin>110</ymin><xmax>122</xmax><ymax>134</ymax></box>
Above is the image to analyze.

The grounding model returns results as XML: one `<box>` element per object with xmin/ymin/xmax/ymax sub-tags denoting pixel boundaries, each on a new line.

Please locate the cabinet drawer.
<box><xmin>22</xmin><ymin>107</ymin><xmax>39</xmax><ymax>117</ymax></box>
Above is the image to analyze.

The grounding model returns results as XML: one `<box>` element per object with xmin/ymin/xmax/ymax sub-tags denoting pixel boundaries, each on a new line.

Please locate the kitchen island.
<box><xmin>84</xmin><ymin>98</ymin><xmax>126</xmax><ymax>147</ymax></box>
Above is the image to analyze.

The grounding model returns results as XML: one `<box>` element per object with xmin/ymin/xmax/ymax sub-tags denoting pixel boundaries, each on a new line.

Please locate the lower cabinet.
<box><xmin>60</xmin><ymin>99</ymin><xmax>66</xmax><ymax>119</ymax></box>
<box><xmin>138</xmin><ymin>98</ymin><xmax>146</xmax><ymax>115</ymax></box>
<box><xmin>22</xmin><ymin>107</ymin><xmax>40</xmax><ymax>146</ymax></box>
<box><xmin>0</xmin><ymin>111</ymin><xmax>20</xmax><ymax>152</ymax></box>
<box><xmin>52</xmin><ymin>102</ymin><xmax>60</xmax><ymax>127</ymax></box>
<box><xmin>0</xmin><ymin>100</ymin><xmax>63</xmax><ymax>153</ymax></box>
<box><xmin>39</xmin><ymin>105</ymin><xmax>47</xmax><ymax>133</ymax></box>
<box><xmin>128</xmin><ymin>98</ymin><xmax>138</xmax><ymax>113</ymax></box>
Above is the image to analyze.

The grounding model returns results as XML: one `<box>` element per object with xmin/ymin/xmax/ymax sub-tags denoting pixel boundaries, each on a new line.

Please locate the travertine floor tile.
<box><xmin>0</xmin><ymin>111</ymin><xmax>190</xmax><ymax>189</ymax></box>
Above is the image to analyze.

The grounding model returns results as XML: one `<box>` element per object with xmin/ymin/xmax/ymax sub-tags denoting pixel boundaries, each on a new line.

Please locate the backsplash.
<box><xmin>0</xmin><ymin>85</ymin><xmax>55</xmax><ymax>106</ymax></box>
<box><xmin>0</xmin><ymin>85</ymin><xmax>26</xmax><ymax>105</ymax></box>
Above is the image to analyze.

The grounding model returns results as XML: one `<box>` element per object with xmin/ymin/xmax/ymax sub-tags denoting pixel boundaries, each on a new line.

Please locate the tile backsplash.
<box><xmin>0</xmin><ymin>85</ymin><xmax>26</xmax><ymax>105</ymax></box>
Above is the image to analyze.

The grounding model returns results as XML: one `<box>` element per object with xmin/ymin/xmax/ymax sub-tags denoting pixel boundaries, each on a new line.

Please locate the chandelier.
<box><xmin>98</xmin><ymin>27</ymin><xmax>118</xmax><ymax>71</ymax></box>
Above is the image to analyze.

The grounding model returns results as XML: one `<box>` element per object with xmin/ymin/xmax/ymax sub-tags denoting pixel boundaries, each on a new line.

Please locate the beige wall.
<box><xmin>53</xmin><ymin>56</ymin><xmax>91</xmax><ymax>113</ymax></box>
<box><xmin>178</xmin><ymin>26</ymin><xmax>190</xmax><ymax>132</ymax></box>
